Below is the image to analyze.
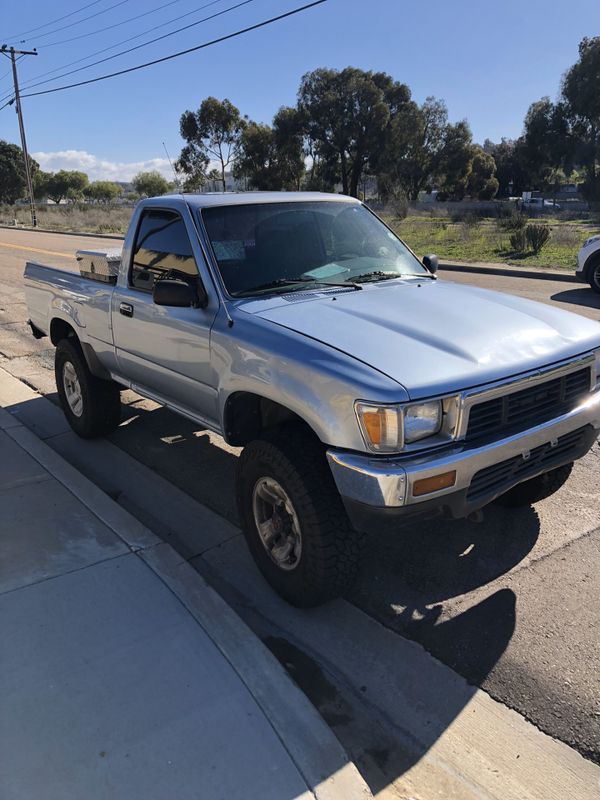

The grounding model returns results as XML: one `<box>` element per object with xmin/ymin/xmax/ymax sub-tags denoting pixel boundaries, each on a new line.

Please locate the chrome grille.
<box><xmin>465</xmin><ymin>367</ymin><xmax>591</xmax><ymax>442</ymax></box>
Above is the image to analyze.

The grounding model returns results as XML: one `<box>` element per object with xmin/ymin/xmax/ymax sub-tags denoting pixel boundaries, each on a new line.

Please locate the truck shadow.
<box><xmin>347</xmin><ymin>506</ymin><xmax>537</xmax><ymax>685</ymax></box>
<box><xmin>102</xmin><ymin>396</ymin><xmax>531</xmax><ymax>793</ymax></box>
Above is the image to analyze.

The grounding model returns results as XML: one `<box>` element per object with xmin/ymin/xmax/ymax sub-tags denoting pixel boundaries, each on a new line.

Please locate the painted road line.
<box><xmin>0</xmin><ymin>241</ymin><xmax>72</xmax><ymax>258</ymax></box>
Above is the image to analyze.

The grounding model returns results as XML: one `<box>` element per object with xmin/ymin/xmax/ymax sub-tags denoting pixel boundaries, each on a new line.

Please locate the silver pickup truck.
<box><xmin>25</xmin><ymin>192</ymin><xmax>600</xmax><ymax>606</ymax></box>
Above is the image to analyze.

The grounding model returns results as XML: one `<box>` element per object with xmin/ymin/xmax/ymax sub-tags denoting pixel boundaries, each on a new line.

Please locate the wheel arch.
<box><xmin>50</xmin><ymin>317</ymin><xmax>111</xmax><ymax>380</ymax></box>
<box><xmin>222</xmin><ymin>391</ymin><xmax>320</xmax><ymax>447</ymax></box>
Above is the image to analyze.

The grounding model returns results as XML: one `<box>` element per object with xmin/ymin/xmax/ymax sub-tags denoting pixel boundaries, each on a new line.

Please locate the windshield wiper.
<box><xmin>300</xmin><ymin>277</ymin><xmax>362</xmax><ymax>290</ymax></box>
<box><xmin>351</xmin><ymin>270</ymin><xmax>409</xmax><ymax>283</ymax></box>
<box><xmin>232</xmin><ymin>279</ymin><xmax>307</xmax><ymax>297</ymax></box>
<box><xmin>233</xmin><ymin>277</ymin><xmax>362</xmax><ymax>297</ymax></box>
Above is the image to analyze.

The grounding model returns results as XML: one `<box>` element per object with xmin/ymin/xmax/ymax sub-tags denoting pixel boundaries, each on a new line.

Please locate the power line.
<box><xmin>4</xmin><ymin>0</ymin><xmax>106</xmax><ymax>41</ymax></box>
<box><xmin>8</xmin><ymin>0</ymin><xmax>257</xmax><ymax>98</ymax></box>
<box><xmin>19</xmin><ymin>1</ymin><xmax>327</xmax><ymax>100</ymax></box>
<box><xmin>40</xmin><ymin>0</ymin><xmax>189</xmax><ymax>48</ymax></box>
<box><xmin>0</xmin><ymin>0</ymin><xmax>230</xmax><ymax>104</ymax></box>
<box><xmin>0</xmin><ymin>0</ymin><xmax>228</xmax><ymax>97</ymax></box>
<box><xmin>19</xmin><ymin>0</ymin><xmax>132</xmax><ymax>45</ymax></box>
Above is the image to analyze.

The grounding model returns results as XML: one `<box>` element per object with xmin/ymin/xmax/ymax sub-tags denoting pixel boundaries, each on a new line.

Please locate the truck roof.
<box><xmin>152</xmin><ymin>191</ymin><xmax>361</xmax><ymax>209</ymax></box>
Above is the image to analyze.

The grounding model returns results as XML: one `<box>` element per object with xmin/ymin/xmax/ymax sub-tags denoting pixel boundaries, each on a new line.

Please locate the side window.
<box><xmin>130</xmin><ymin>209</ymin><xmax>198</xmax><ymax>291</ymax></box>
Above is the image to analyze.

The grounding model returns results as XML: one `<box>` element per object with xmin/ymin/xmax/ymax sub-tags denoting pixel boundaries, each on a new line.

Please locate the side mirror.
<box><xmin>422</xmin><ymin>254</ymin><xmax>438</xmax><ymax>275</ymax></box>
<box><xmin>153</xmin><ymin>278</ymin><xmax>196</xmax><ymax>307</ymax></box>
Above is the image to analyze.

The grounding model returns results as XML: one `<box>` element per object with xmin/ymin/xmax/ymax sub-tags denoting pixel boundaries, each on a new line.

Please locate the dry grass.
<box><xmin>0</xmin><ymin>204</ymin><xmax>133</xmax><ymax>235</ymax></box>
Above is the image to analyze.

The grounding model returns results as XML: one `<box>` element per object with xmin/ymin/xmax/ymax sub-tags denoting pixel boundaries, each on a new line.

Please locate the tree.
<box><xmin>483</xmin><ymin>138</ymin><xmax>529</xmax><ymax>197</ymax></box>
<box><xmin>33</xmin><ymin>170</ymin><xmax>53</xmax><ymax>200</ymax></box>
<box><xmin>299</xmin><ymin>67</ymin><xmax>409</xmax><ymax>197</ymax></box>
<box><xmin>0</xmin><ymin>140</ymin><xmax>39</xmax><ymax>204</ymax></box>
<box><xmin>521</xmin><ymin>98</ymin><xmax>570</xmax><ymax>192</ymax></box>
<box><xmin>44</xmin><ymin>170</ymin><xmax>89</xmax><ymax>204</ymax></box>
<box><xmin>272</xmin><ymin>106</ymin><xmax>305</xmax><ymax>189</ymax></box>
<box><xmin>234</xmin><ymin>107</ymin><xmax>305</xmax><ymax>190</ymax></box>
<box><xmin>436</xmin><ymin>120</ymin><xmax>475</xmax><ymax>199</ymax></box>
<box><xmin>84</xmin><ymin>181</ymin><xmax>121</xmax><ymax>203</ymax></box>
<box><xmin>234</xmin><ymin>122</ymin><xmax>279</xmax><ymax>190</ymax></box>
<box><xmin>562</xmin><ymin>36</ymin><xmax>600</xmax><ymax>200</ymax></box>
<box><xmin>178</xmin><ymin>97</ymin><xmax>245</xmax><ymax>192</ymax></box>
<box><xmin>466</xmin><ymin>147</ymin><xmax>499</xmax><ymax>199</ymax></box>
<box><xmin>132</xmin><ymin>170</ymin><xmax>170</xmax><ymax>197</ymax></box>
<box><xmin>376</xmin><ymin>98</ymin><xmax>474</xmax><ymax>202</ymax></box>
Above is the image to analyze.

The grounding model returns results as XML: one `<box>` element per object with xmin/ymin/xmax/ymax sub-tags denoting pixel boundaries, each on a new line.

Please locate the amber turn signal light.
<box><xmin>412</xmin><ymin>470</ymin><xmax>457</xmax><ymax>497</ymax></box>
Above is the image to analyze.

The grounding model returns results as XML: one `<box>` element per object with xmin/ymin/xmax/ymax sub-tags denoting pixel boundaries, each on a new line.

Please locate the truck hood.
<box><xmin>241</xmin><ymin>279</ymin><xmax>600</xmax><ymax>399</ymax></box>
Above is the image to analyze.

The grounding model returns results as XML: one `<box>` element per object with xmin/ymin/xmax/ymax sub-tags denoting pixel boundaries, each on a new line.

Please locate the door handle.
<box><xmin>119</xmin><ymin>302</ymin><xmax>134</xmax><ymax>318</ymax></box>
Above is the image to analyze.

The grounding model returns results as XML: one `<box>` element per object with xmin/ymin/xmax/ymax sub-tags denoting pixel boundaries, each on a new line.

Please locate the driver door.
<box><xmin>111</xmin><ymin>207</ymin><xmax>219</xmax><ymax>425</ymax></box>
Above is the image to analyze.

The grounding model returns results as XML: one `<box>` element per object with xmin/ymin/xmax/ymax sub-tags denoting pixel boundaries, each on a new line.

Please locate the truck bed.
<box><xmin>24</xmin><ymin>260</ymin><xmax>115</xmax><ymax>349</ymax></box>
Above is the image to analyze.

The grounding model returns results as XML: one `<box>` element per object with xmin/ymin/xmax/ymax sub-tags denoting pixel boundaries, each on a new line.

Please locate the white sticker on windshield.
<box><xmin>213</xmin><ymin>240</ymin><xmax>246</xmax><ymax>260</ymax></box>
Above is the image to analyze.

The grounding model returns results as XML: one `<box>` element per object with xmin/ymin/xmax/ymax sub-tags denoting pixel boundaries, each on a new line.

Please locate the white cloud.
<box><xmin>30</xmin><ymin>149</ymin><xmax>175</xmax><ymax>182</ymax></box>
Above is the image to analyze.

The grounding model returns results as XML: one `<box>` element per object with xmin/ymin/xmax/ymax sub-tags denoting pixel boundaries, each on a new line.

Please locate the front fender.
<box><xmin>211</xmin><ymin>309</ymin><xmax>408</xmax><ymax>451</ymax></box>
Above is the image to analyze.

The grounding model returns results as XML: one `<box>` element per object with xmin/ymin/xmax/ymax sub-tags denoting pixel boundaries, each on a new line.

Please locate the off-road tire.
<box><xmin>55</xmin><ymin>338</ymin><xmax>121</xmax><ymax>439</ymax></box>
<box><xmin>494</xmin><ymin>462</ymin><xmax>573</xmax><ymax>508</ymax></box>
<box><xmin>236</xmin><ymin>424</ymin><xmax>366</xmax><ymax>607</ymax></box>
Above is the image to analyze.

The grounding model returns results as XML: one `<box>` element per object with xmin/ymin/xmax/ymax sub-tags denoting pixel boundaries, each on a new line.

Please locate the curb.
<box><xmin>0</xmin><ymin>368</ymin><xmax>371</xmax><ymax>800</ymax></box>
<box><xmin>440</xmin><ymin>260</ymin><xmax>578</xmax><ymax>283</ymax></box>
<box><xmin>0</xmin><ymin>224</ymin><xmax>125</xmax><ymax>241</ymax></box>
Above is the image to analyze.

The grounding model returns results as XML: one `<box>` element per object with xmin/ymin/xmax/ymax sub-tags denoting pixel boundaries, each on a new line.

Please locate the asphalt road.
<box><xmin>1</xmin><ymin>227</ymin><xmax>600</xmax><ymax>767</ymax></box>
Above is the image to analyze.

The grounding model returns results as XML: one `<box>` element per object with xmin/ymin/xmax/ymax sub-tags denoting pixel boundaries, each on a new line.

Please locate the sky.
<box><xmin>1</xmin><ymin>0</ymin><xmax>599</xmax><ymax>181</ymax></box>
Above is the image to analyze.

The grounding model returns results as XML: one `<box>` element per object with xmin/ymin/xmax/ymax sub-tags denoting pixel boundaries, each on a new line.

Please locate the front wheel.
<box><xmin>236</xmin><ymin>425</ymin><xmax>365</xmax><ymax>607</ymax></box>
<box><xmin>55</xmin><ymin>338</ymin><xmax>122</xmax><ymax>439</ymax></box>
<box><xmin>493</xmin><ymin>463</ymin><xmax>573</xmax><ymax>508</ymax></box>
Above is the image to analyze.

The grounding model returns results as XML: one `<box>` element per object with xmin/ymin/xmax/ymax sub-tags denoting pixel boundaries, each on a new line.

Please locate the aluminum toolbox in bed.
<box><xmin>75</xmin><ymin>249</ymin><xmax>121</xmax><ymax>284</ymax></box>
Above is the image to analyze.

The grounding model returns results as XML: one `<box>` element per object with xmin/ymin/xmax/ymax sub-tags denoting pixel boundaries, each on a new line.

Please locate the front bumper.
<box><xmin>327</xmin><ymin>392</ymin><xmax>600</xmax><ymax>533</ymax></box>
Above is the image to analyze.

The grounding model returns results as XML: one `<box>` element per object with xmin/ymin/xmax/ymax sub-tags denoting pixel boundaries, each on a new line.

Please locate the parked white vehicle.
<box><xmin>521</xmin><ymin>197</ymin><xmax>561</xmax><ymax>210</ymax></box>
<box><xmin>576</xmin><ymin>233</ymin><xmax>600</xmax><ymax>293</ymax></box>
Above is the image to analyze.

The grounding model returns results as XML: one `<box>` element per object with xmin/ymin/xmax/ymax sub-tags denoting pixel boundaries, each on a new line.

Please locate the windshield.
<box><xmin>200</xmin><ymin>201</ymin><xmax>428</xmax><ymax>296</ymax></box>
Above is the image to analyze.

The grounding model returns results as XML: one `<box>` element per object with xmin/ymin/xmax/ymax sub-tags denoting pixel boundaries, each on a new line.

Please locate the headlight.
<box><xmin>584</xmin><ymin>234</ymin><xmax>600</xmax><ymax>248</ymax></box>
<box><xmin>356</xmin><ymin>399</ymin><xmax>444</xmax><ymax>453</ymax></box>
<box><xmin>404</xmin><ymin>401</ymin><xmax>442</xmax><ymax>442</ymax></box>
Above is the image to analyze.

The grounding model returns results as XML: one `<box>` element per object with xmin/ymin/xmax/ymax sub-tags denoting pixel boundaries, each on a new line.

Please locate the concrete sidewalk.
<box><xmin>0</xmin><ymin>405</ymin><xmax>370</xmax><ymax>800</ymax></box>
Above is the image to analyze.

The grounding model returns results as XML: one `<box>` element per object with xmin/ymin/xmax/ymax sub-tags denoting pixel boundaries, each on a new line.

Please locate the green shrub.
<box><xmin>525</xmin><ymin>224</ymin><xmax>551</xmax><ymax>253</ymax></box>
<box><xmin>509</xmin><ymin>229</ymin><xmax>527</xmax><ymax>252</ymax></box>
<box><xmin>498</xmin><ymin>210</ymin><xmax>527</xmax><ymax>231</ymax></box>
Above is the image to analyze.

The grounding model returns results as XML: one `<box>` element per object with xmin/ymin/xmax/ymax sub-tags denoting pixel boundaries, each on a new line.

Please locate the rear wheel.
<box><xmin>236</xmin><ymin>424</ymin><xmax>365</xmax><ymax>607</ymax></box>
<box><xmin>55</xmin><ymin>338</ymin><xmax>121</xmax><ymax>439</ymax></box>
<box><xmin>494</xmin><ymin>463</ymin><xmax>573</xmax><ymax>508</ymax></box>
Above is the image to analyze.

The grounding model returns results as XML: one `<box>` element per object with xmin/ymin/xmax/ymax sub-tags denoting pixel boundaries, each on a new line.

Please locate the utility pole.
<box><xmin>1</xmin><ymin>45</ymin><xmax>38</xmax><ymax>227</ymax></box>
